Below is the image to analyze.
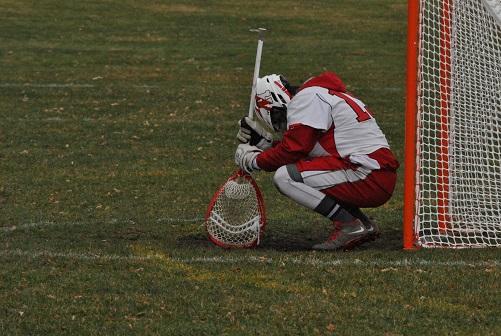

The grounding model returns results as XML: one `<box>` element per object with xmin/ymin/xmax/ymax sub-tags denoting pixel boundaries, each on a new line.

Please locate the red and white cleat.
<box><xmin>312</xmin><ymin>219</ymin><xmax>370</xmax><ymax>251</ymax></box>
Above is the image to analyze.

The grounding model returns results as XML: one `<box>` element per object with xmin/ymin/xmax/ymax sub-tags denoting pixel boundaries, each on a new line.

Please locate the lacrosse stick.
<box><xmin>205</xmin><ymin>28</ymin><xmax>267</xmax><ymax>248</ymax></box>
<box><xmin>248</xmin><ymin>28</ymin><xmax>266</xmax><ymax>120</ymax></box>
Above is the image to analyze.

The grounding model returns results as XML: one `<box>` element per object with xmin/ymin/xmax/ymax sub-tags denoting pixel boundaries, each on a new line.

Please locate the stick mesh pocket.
<box><xmin>205</xmin><ymin>170</ymin><xmax>266</xmax><ymax>248</ymax></box>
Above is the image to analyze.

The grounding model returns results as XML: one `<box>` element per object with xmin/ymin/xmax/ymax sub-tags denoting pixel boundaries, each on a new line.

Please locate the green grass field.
<box><xmin>1</xmin><ymin>0</ymin><xmax>499</xmax><ymax>335</ymax></box>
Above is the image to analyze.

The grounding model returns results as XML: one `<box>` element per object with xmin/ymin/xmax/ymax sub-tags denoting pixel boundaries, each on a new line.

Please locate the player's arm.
<box><xmin>255</xmin><ymin>124</ymin><xmax>321</xmax><ymax>172</ymax></box>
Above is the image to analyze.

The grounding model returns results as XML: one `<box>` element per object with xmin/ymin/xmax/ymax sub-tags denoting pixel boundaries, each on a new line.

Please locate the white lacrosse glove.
<box><xmin>236</xmin><ymin>117</ymin><xmax>273</xmax><ymax>150</ymax></box>
<box><xmin>235</xmin><ymin>143</ymin><xmax>262</xmax><ymax>174</ymax></box>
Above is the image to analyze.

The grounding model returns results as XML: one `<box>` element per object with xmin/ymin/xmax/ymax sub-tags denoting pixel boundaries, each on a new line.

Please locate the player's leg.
<box><xmin>273</xmin><ymin>164</ymin><xmax>370</xmax><ymax>251</ymax></box>
<box><xmin>345</xmin><ymin>206</ymin><xmax>380</xmax><ymax>240</ymax></box>
<box><xmin>310</xmin><ymin>166</ymin><xmax>397</xmax><ymax>240</ymax></box>
<box><xmin>272</xmin><ymin>165</ymin><xmax>379</xmax><ymax>235</ymax></box>
<box><xmin>273</xmin><ymin>156</ymin><xmax>396</xmax><ymax>250</ymax></box>
<box><xmin>273</xmin><ymin>165</ymin><xmax>355</xmax><ymax>222</ymax></box>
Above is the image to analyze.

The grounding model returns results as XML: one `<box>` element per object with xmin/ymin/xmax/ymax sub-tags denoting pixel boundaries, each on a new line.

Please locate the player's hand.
<box><xmin>237</xmin><ymin>117</ymin><xmax>273</xmax><ymax>150</ymax></box>
<box><xmin>235</xmin><ymin>144</ymin><xmax>262</xmax><ymax>174</ymax></box>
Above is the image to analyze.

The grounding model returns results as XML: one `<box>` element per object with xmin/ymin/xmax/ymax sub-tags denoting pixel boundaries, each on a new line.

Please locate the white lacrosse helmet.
<box><xmin>254</xmin><ymin>74</ymin><xmax>294</xmax><ymax>132</ymax></box>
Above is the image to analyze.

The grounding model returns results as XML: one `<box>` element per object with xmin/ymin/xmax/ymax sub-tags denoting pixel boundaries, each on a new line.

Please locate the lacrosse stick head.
<box><xmin>205</xmin><ymin>170</ymin><xmax>266</xmax><ymax>248</ymax></box>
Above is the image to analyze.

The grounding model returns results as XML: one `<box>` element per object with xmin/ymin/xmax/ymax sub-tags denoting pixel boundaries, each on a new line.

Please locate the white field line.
<box><xmin>180</xmin><ymin>256</ymin><xmax>500</xmax><ymax>268</ymax></box>
<box><xmin>0</xmin><ymin>217</ymin><xmax>204</xmax><ymax>234</ymax></box>
<box><xmin>0</xmin><ymin>248</ymin><xmax>498</xmax><ymax>268</ymax></box>
<box><xmin>1</xmin><ymin>218</ymin><xmax>498</xmax><ymax>268</ymax></box>
<box><xmin>0</xmin><ymin>83</ymin><xmax>95</xmax><ymax>88</ymax></box>
<box><xmin>0</xmin><ymin>83</ymin><xmax>159</xmax><ymax>88</ymax></box>
<box><xmin>156</xmin><ymin>217</ymin><xmax>204</xmax><ymax>223</ymax></box>
<box><xmin>0</xmin><ymin>220</ymin><xmax>87</xmax><ymax>233</ymax></box>
<box><xmin>0</xmin><ymin>217</ymin><xmax>203</xmax><ymax>235</ymax></box>
<box><xmin>0</xmin><ymin>83</ymin><xmax>399</xmax><ymax>91</ymax></box>
<box><xmin>0</xmin><ymin>249</ymin><xmax>153</xmax><ymax>261</ymax></box>
<box><xmin>0</xmin><ymin>216</ymin><xmax>214</xmax><ymax>231</ymax></box>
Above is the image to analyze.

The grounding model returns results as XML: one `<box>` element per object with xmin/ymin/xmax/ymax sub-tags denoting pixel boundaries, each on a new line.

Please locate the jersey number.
<box><xmin>328</xmin><ymin>90</ymin><xmax>373</xmax><ymax>122</ymax></box>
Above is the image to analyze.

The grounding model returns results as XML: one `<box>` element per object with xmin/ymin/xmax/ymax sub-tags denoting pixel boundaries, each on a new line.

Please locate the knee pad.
<box><xmin>272</xmin><ymin>166</ymin><xmax>289</xmax><ymax>194</ymax></box>
<box><xmin>273</xmin><ymin>164</ymin><xmax>302</xmax><ymax>193</ymax></box>
<box><xmin>286</xmin><ymin>164</ymin><xmax>303</xmax><ymax>183</ymax></box>
<box><xmin>272</xmin><ymin>164</ymin><xmax>328</xmax><ymax>210</ymax></box>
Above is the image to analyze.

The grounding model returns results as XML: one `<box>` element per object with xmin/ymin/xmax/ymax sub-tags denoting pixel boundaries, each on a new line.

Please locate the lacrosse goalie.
<box><xmin>235</xmin><ymin>71</ymin><xmax>399</xmax><ymax>251</ymax></box>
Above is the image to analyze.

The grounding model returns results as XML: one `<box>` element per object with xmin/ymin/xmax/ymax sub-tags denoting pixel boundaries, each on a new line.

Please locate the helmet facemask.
<box><xmin>270</xmin><ymin>106</ymin><xmax>287</xmax><ymax>133</ymax></box>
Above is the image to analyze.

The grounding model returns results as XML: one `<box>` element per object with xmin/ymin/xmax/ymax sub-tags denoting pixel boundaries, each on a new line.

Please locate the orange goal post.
<box><xmin>404</xmin><ymin>0</ymin><xmax>501</xmax><ymax>248</ymax></box>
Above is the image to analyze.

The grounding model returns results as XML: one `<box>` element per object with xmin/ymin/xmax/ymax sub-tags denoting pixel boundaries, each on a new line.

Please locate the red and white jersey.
<box><xmin>256</xmin><ymin>71</ymin><xmax>399</xmax><ymax>172</ymax></box>
<box><xmin>288</xmin><ymin>86</ymin><xmax>389</xmax><ymax>170</ymax></box>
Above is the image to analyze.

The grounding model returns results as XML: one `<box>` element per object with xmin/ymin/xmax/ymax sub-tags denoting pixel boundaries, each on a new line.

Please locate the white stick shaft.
<box><xmin>248</xmin><ymin>38</ymin><xmax>264</xmax><ymax>119</ymax></box>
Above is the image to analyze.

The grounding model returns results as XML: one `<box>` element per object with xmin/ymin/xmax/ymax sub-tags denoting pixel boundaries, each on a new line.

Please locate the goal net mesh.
<box><xmin>416</xmin><ymin>0</ymin><xmax>501</xmax><ymax>247</ymax></box>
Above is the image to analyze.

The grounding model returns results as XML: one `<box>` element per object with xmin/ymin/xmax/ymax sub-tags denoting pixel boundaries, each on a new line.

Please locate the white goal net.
<box><xmin>413</xmin><ymin>0</ymin><xmax>501</xmax><ymax>247</ymax></box>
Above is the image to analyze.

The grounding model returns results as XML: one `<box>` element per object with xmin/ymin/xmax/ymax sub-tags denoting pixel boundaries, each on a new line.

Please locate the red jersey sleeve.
<box><xmin>256</xmin><ymin>124</ymin><xmax>321</xmax><ymax>172</ymax></box>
